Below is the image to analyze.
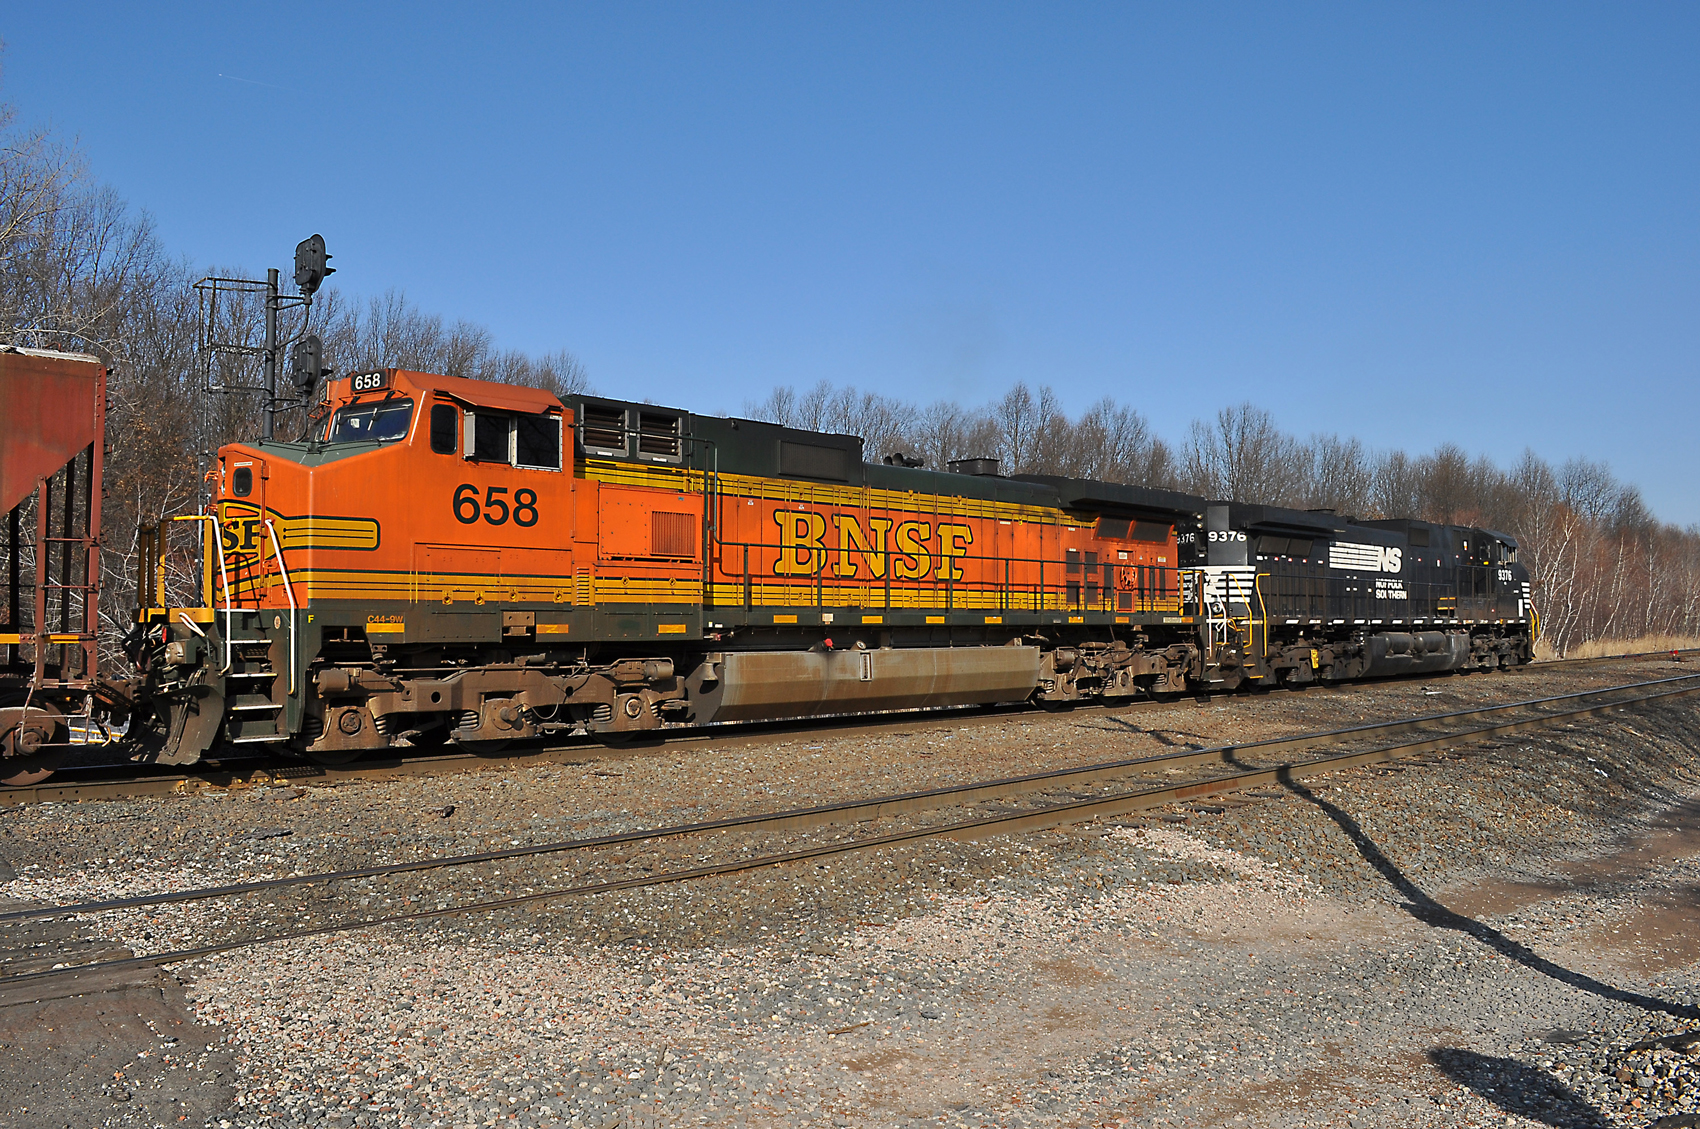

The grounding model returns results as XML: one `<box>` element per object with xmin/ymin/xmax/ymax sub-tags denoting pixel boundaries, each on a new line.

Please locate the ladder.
<box><xmin>28</xmin><ymin>460</ymin><xmax>101</xmax><ymax>695</ymax></box>
<box><xmin>221</xmin><ymin>611</ymin><xmax>287</xmax><ymax>745</ymax></box>
<box><xmin>213</xmin><ymin>533</ymin><xmax>296</xmax><ymax>746</ymax></box>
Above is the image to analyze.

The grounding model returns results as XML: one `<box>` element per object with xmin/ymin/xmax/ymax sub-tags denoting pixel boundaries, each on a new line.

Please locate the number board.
<box><xmin>350</xmin><ymin>371</ymin><xmax>389</xmax><ymax>393</ymax></box>
<box><xmin>454</xmin><ymin>483</ymin><xmax>540</xmax><ymax>528</ymax></box>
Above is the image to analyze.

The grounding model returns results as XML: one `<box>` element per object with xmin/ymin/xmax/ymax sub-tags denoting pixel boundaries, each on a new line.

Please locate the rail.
<box><xmin>3</xmin><ymin>670</ymin><xmax>1695</xmax><ymax>995</ymax></box>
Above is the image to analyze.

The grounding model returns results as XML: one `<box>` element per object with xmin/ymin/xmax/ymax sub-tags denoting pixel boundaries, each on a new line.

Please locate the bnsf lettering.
<box><xmin>832</xmin><ymin>515</ymin><xmax>893</xmax><ymax>578</ymax></box>
<box><xmin>219</xmin><ymin>516</ymin><xmax>266</xmax><ymax>554</ymax></box>
<box><xmin>772</xmin><ymin>510</ymin><xmax>975</xmax><ymax>579</ymax></box>
<box><xmin>453</xmin><ymin>484</ymin><xmax>539</xmax><ymax>528</ymax></box>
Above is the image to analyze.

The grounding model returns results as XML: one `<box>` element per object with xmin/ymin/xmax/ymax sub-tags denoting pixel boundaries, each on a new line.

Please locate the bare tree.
<box><xmin>6</xmin><ymin>74</ymin><xmax>1696</xmax><ymax>662</ymax></box>
<box><xmin>994</xmin><ymin>383</ymin><xmax>1039</xmax><ymax>474</ymax></box>
<box><xmin>1300</xmin><ymin>434</ymin><xmax>1375</xmax><ymax>517</ymax></box>
<box><xmin>1181</xmin><ymin>403</ymin><xmax>1307</xmax><ymax>504</ymax></box>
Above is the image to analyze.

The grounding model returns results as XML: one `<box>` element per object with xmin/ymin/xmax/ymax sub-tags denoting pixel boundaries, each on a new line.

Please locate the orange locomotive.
<box><xmin>129</xmin><ymin>367</ymin><xmax>1208</xmax><ymax>765</ymax></box>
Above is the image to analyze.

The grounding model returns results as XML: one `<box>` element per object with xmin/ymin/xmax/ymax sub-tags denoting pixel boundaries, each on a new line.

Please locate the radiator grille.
<box><xmin>651</xmin><ymin>511</ymin><xmax>697</xmax><ymax>558</ymax></box>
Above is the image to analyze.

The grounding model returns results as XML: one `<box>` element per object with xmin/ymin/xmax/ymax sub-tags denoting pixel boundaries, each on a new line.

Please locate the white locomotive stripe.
<box><xmin>1328</xmin><ymin>542</ymin><xmax>1383</xmax><ymax>571</ymax></box>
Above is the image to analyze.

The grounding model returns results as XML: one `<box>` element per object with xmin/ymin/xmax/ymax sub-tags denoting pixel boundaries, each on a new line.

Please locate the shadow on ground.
<box><xmin>1429</xmin><ymin>1048</ymin><xmax>1608</xmax><ymax>1128</ymax></box>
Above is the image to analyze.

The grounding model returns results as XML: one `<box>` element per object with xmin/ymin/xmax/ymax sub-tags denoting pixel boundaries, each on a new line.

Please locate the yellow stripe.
<box><xmin>658</xmin><ymin>623</ymin><xmax>688</xmax><ymax>634</ymax></box>
<box><xmin>0</xmin><ymin>633</ymin><xmax>19</xmax><ymax>645</ymax></box>
<box><xmin>773</xmin><ymin>614</ymin><xmax>798</xmax><ymax>624</ymax></box>
<box><xmin>279</xmin><ymin>517</ymin><xmax>380</xmax><ymax>552</ymax></box>
<box><xmin>583</xmin><ymin>461</ymin><xmax>1069</xmax><ymax>527</ymax></box>
<box><xmin>861</xmin><ymin>615</ymin><xmax>882</xmax><ymax>624</ymax></box>
<box><xmin>365</xmin><ymin>623</ymin><xmax>405</xmax><ymax>634</ymax></box>
<box><xmin>926</xmin><ymin>616</ymin><xmax>944</xmax><ymax>624</ymax></box>
<box><xmin>984</xmin><ymin>616</ymin><xmax>1002</xmax><ymax>624</ymax></box>
<box><xmin>537</xmin><ymin>624</ymin><xmax>571</xmax><ymax>635</ymax></box>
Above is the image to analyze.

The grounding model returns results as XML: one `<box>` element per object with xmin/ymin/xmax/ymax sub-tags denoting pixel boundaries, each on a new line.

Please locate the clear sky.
<box><xmin>5</xmin><ymin>4</ymin><xmax>1697</xmax><ymax>522</ymax></box>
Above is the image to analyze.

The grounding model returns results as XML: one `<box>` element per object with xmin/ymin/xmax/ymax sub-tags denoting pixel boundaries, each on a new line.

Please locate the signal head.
<box><xmin>294</xmin><ymin>234</ymin><xmax>335</xmax><ymax>297</ymax></box>
<box><xmin>291</xmin><ymin>334</ymin><xmax>327</xmax><ymax>397</ymax></box>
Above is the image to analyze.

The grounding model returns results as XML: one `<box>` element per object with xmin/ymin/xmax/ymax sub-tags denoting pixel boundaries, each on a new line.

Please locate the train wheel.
<box><xmin>0</xmin><ymin>697</ymin><xmax>64</xmax><ymax>787</ymax></box>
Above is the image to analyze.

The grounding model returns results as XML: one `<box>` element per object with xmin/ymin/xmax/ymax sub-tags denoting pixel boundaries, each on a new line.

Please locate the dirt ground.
<box><xmin>2</xmin><ymin>661</ymin><xmax>1698</xmax><ymax>1128</ymax></box>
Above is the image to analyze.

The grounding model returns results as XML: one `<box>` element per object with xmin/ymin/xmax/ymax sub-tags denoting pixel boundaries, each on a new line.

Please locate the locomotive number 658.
<box><xmin>453</xmin><ymin>484</ymin><xmax>539</xmax><ymax>527</ymax></box>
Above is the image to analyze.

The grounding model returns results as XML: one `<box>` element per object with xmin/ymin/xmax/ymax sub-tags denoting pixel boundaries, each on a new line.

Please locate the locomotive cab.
<box><xmin>132</xmin><ymin>370</ymin><xmax>588</xmax><ymax>764</ymax></box>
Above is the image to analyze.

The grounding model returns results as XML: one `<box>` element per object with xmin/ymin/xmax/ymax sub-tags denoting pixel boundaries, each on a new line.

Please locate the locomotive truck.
<box><xmin>1</xmin><ymin>350</ymin><xmax>1536</xmax><ymax>784</ymax></box>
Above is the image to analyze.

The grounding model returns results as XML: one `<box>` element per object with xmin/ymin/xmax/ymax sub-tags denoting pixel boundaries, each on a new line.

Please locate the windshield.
<box><xmin>328</xmin><ymin>398</ymin><xmax>414</xmax><ymax>444</ymax></box>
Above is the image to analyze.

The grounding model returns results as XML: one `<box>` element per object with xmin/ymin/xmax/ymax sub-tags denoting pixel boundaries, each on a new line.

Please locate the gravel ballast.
<box><xmin>2</xmin><ymin>661</ymin><xmax>1699</xmax><ymax>1128</ymax></box>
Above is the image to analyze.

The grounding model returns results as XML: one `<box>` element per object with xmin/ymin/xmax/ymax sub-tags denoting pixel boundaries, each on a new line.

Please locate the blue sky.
<box><xmin>5</xmin><ymin>4</ymin><xmax>1697</xmax><ymax>522</ymax></box>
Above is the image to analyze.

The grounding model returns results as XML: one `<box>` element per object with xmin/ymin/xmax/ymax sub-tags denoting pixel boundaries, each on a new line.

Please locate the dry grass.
<box><xmin>1534</xmin><ymin>633</ymin><xmax>1700</xmax><ymax>662</ymax></box>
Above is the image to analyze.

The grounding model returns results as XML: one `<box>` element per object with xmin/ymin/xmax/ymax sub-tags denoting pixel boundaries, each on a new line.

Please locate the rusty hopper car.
<box><xmin>0</xmin><ymin>347</ymin><xmax>110</xmax><ymax>785</ymax></box>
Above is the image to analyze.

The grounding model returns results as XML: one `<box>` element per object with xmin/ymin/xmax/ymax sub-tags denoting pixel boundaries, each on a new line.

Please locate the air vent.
<box><xmin>651</xmin><ymin>511</ymin><xmax>697</xmax><ymax>558</ymax></box>
<box><xmin>637</xmin><ymin>412</ymin><xmax>681</xmax><ymax>458</ymax></box>
<box><xmin>582</xmin><ymin>406</ymin><xmax>626</xmax><ymax>452</ymax></box>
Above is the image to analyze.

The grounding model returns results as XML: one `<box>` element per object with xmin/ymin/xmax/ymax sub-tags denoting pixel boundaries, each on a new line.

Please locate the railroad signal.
<box><xmin>294</xmin><ymin>234</ymin><xmax>334</xmax><ymax>298</ymax></box>
<box><xmin>290</xmin><ymin>334</ymin><xmax>329</xmax><ymax>397</ymax></box>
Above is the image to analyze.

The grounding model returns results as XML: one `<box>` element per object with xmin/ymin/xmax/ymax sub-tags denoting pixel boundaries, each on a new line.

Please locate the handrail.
<box><xmin>170</xmin><ymin>514</ymin><xmax>234</xmax><ymax>674</ymax></box>
<box><xmin>263</xmin><ymin>519</ymin><xmax>298</xmax><ymax>696</ymax></box>
<box><xmin>704</xmin><ymin>533</ymin><xmax>1190</xmax><ymax>617</ymax></box>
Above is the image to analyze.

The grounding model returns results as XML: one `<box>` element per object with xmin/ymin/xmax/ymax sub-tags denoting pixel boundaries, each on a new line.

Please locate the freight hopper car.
<box><xmin>1</xmin><ymin>347</ymin><xmax>110</xmax><ymax>786</ymax></box>
<box><xmin>128</xmin><ymin>368</ymin><xmax>1214</xmax><ymax>768</ymax></box>
<box><xmin>1193</xmin><ymin>503</ymin><xmax>1535</xmax><ymax>689</ymax></box>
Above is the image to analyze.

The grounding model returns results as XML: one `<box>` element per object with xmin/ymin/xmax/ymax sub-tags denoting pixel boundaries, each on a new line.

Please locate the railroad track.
<box><xmin>5</xmin><ymin>648</ymin><xmax>1693</xmax><ymax>809</ymax></box>
<box><xmin>3</xmin><ymin>669</ymin><xmax>1697</xmax><ymax>1004</ymax></box>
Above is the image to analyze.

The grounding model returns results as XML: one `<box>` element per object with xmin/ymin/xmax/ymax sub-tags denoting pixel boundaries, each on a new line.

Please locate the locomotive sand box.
<box><xmin>1</xmin><ymin>347</ymin><xmax>1533</xmax><ymax>783</ymax></box>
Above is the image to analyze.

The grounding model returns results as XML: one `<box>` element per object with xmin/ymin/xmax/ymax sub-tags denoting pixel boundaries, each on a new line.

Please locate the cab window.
<box><xmin>463</xmin><ymin>410</ymin><xmax>562</xmax><ymax>470</ymax></box>
<box><xmin>473</xmin><ymin>414</ymin><xmax>508</xmax><ymax>461</ymax></box>
<box><xmin>516</xmin><ymin>414</ymin><xmax>561</xmax><ymax>469</ymax></box>
<box><xmin>430</xmin><ymin>403</ymin><xmax>459</xmax><ymax>454</ymax></box>
<box><xmin>328</xmin><ymin>398</ymin><xmax>414</xmax><ymax>444</ymax></box>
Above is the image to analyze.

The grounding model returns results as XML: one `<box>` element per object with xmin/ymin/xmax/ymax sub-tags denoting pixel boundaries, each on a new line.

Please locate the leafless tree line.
<box><xmin>0</xmin><ymin>95</ymin><xmax>588</xmax><ymax>655</ymax></box>
<box><xmin>1</xmin><ymin>86</ymin><xmax>1691</xmax><ymax>661</ymax></box>
<box><xmin>748</xmin><ymin>383</ymin><xmax>1700</xmax><ymax>655</ymax></box>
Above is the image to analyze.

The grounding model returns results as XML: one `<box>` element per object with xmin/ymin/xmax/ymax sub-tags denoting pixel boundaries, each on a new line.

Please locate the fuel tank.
<box><xmin>705</xmin><ymin>645</ymin><xmax>1041</xmax><ymax>723</ymax></box>
<box><xmin>1360</xmin><ymin>630</ymin><xmax>1470</xmax><ymax>678</ymax></box>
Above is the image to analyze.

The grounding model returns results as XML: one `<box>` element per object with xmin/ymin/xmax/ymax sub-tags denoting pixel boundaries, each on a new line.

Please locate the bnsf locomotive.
<box><xmin>2</xmin><ymin>357</ymin><xmax>1535</xmax><ymax>782</ymax></box>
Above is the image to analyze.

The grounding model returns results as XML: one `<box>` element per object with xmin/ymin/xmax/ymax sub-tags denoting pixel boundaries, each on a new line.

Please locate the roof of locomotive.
<box><xmin>1013</xmin><ymin>475</ymin><xmax>1206</xmax><ymax>521</ymax></box>
<box><xmin>563</xmin><ymin>393</ymin><xmax>1073</xmax><ymax>509</ymax></box>
<box><xmin>371</xmin><ymin>369</ymin><xmax>563</xmax><ymax>415</ymax></box>
<box><xmin>1210</xmin><ymin>502</ymin><xmax>1353</xmax><ymax>537</ymax></box>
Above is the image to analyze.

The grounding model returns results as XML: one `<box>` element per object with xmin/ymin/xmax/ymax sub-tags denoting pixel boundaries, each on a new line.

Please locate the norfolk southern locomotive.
<box><xmin>1</xmin><ymin>354</ymin><xmax>1534</xmax><ymax>784</ymax></box>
